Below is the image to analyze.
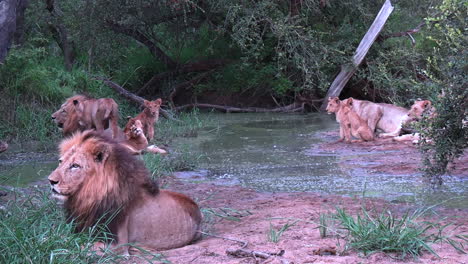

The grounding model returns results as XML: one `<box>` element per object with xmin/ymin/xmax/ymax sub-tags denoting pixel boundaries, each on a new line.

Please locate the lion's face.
<box><xmin>407</xmin><ymin>100</ymin><xmax>432</xmax><ymax>121</ymax></box>
<box><xmin>326</xmin><ymin>97</ymin><xmax>341</xmax><ymax>114</ymax></box>
<box><xmin>48</xmin><ymin>133</ymin><xmax>110</xmax><ymax>202</ymax></box>
<box><xmin>51</xmin><ymin>102</ymin><xmax>74</xmax><ymax>128</ymax></box>
<box><xmin>143</xmin><ymin>99</ymin><xmax>162</xmax><ymax>117</ymax></box>
<box><xmin>52</xmin><ymin>95</ymin><xmax>87</xmax><ymax>128</ymax></box>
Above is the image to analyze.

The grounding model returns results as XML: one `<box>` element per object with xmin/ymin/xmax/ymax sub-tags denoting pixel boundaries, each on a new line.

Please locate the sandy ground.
<box><xmin>129</xmin><ymin>133</ymin><xmax>468</xmax><ymax>264</ymax></box>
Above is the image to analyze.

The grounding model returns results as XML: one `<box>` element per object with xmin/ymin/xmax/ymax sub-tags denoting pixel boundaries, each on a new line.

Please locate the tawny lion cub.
<box><xmin>122</xmin><ymin>118</ymin><xmax>148</xmax><ymax>154</ymax></box>
<box><xmin>343</xmin><ymin>98</ymin><xmax>374</xmax><ymax>142</ymax></box>
<box><xmin>326</xmin><ymin>97</ymin><xmax>373</xmax><ymax>142</ymax></box>
<box><xmin>130</xmin><ymin>99</ymin><xmax>162</xmax><ymax>142</ymax></box>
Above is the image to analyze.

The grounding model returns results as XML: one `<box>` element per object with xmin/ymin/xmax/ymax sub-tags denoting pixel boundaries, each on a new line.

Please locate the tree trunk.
<box><xmin>0</xmin><ymin>0</ymin><xmax>28</xmax><ymax>63</ymax></box>
<box><xmin>320</xmin><ymin>0</ymin><xmax>394</xmax><ymax>111</ymax></box>
<box><xmin>45</xmin><ymin>0</ymin><xmax>75</xmax><ymax>71</ymax></box>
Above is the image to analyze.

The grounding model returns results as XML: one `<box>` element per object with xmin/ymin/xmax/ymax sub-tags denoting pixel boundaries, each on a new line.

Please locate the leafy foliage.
<box><xmin>416</xmin><ymin>0</ymin><xmax>467</xmax><ymax>181</ymax></box>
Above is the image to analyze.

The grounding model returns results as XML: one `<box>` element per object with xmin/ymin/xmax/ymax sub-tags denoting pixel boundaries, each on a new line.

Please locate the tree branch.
<box><xmin>105</xmin><ymin>20</ymin><xmax>177</xmax><ymax>69</ymax></box>
<box><xmin>378</xmin><ymin>21</ymin><xmax>426</xmax><ymax>46</ymax></box>
<box><xmin>136</xmin><ymin>59</ymin><xmax>227</xmax><ymax>95</ymax></box>
<box><xmin>93</xmin><ymin>76</ymin><xmax>179</xmax><ymax>122</ymax></box>
<box><xmin>168</xmin><ymin>70</ymin><xmax>215</xmax><ymax>107</ymax></box>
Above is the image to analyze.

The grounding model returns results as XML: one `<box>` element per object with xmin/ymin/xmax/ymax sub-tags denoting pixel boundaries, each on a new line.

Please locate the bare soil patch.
<box><xmin>141</xmin><ymin>179</ymin><xmax>468</xmax><ymax>264</ymax></box>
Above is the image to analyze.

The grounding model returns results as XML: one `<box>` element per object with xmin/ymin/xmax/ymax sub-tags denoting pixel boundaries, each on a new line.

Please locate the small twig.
<box><xmin>198</xmin><ymin>231</ymin><xmax>248</xmax><ymax>249</ymax></box>
<box><xmin>226</xmin><ymin>248</ymin><xmax>284</xmax><ymax>259</ymax></box>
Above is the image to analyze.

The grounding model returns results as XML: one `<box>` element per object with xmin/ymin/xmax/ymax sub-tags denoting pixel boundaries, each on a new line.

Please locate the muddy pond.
<box><xmin>1</xmin><ymin>113</ymin><xmax>466</xmax><ymax>208</ymax></box>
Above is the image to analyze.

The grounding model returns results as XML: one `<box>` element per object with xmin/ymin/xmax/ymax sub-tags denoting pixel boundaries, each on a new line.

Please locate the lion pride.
<box><xmin>129</xmin><ymin>99</ymin><xmax>162</xmax><ymax>142</ymax></box>
<box><xmin>48</xmin><ymin>131</ymin><xmax>202</xmax><ymax>253</ymax></box>
<box><xmin>52</xmin><ymin>95</ymin><xmax>119</xmax><ymax>138</ymax></box>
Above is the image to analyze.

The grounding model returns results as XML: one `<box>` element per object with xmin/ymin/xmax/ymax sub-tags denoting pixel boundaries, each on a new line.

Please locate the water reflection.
<box><xmin>176</xmin><ymin>113</ymin><xmax>467</xmax><ymax>208</ymax></box>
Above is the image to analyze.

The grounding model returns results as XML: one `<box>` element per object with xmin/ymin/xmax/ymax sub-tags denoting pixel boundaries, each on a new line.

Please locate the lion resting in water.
<box><xmin>48</xmin><ymin>131</ymin><xmax>202</xmax><ymax>253</ymax></box>
<box><xmin>52</xmin><ymin>95</ymin><xmax>120</xmax><ymax>138</ymax></box>
<box><xmin>326</xmin><ymin>97</ymin><xmax>373</xmax><ymax>142</ymax></box>
<box><xmin>129</xmin><ymin>99</ymin><xmax>162</xmax><ymax>142</ymax></box>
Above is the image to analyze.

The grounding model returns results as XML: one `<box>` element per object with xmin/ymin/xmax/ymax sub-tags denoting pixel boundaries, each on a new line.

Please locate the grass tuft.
<box><xmin>334</xmin><ymin>207</ymin><xmax>466</xmax><ymax>259</ymax></box>
<box><xmin>267</xmin><ymin>220</ymin><xmax>297</xmax><ymax>243</ymax></box>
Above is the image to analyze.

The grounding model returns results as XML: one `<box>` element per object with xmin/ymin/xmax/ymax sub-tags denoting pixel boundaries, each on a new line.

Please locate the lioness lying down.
<box><xmin>393</xmin><ymin>100</ymin><xmax>436</xmax><ymax>143</ymax></box>
<box><xmin>347</xmin><ymin>97</ymin><xmax>410</xmax><ymax>137</ymax></box>
<box><xmin>48</xmin><ymin>131</ymin><xmax>202</xmax><ymax>254</ymax></box>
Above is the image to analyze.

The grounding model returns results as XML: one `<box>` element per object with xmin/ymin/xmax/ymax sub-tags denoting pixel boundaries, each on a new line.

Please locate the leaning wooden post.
<box><xmin>320</xmin><ymin>0</ymin><xmax>394</xmax><ymax>111</ymax></box>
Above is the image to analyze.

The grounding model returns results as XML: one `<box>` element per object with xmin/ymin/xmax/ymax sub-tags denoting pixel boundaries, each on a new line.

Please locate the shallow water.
<box><xmin>1</xmin><ymin>113</ymin><xmax>466</xmax><ymax>208</ymax></box>
<box><xmin>176</xmin><ymin>113</ymin><xmax>467</xmax><ymax>208</ymax></box>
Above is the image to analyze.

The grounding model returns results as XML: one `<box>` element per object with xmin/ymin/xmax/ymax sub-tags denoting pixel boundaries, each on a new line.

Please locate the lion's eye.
<box><xmin>58</xmin><ymin>159</ymin><xmax>63</xmax><ymax>164</ymax></box>
<box><xmin>70</xmin><ymin>163</ymin><xmax>81</xmax><ymax>169</ymax></box>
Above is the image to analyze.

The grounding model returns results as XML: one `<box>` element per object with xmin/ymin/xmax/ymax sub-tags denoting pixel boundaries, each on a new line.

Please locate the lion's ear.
<box><xmin>92</xmin><ymin>143</ymin><xmax>111</xmax><ymax>163</ymax></box>
<box><xmin>155</xmin><ymin>98</ymin><xmax>162</xmax><ymax>105</ymax></box>
<box><xmin>347</xmin><ymin>98</ymin><xmax>354</xmax><ymax>106</ymax></box>
<box><xmin>423</xmin><ymin>100</ymin><xmax>431</xmax><ymax>108</ymax></box>
<box><xmin>73</xmin><ymin>100</ymin><xmax>84</xmax><ymax>113</ymax></box>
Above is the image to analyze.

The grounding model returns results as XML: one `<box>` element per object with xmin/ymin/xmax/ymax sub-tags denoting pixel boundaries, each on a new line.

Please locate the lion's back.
<box><xmin>127</xmin><ymin>190</ymin><xmax>202</xmax><ymax>250</ymax></box>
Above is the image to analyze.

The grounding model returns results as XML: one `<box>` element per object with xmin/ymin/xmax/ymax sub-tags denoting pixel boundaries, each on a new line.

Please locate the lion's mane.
<box><xmin>60</xmin><ymin>131</ymin><xmax>159</xmax><ymax>236</ymax></box>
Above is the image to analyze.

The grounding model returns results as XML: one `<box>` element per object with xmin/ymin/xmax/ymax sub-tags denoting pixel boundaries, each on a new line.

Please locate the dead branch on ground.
<box><xmin>175</xmin><ymin>102</ymin><xmax>305</xmax><ymax>113</ymax></box>
<box><xmin>93</xmin><ymin>76</ymin><xmax>179</xmax><ymax>122</ymax></box>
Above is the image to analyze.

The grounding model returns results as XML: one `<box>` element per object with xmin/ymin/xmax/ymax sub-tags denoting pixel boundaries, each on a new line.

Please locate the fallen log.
<box><xmin>175</xmin><ymin>102</ymin><xmax>305</xmax><ymax>113</ymax></box>
<box><xmin>93</xmin><ymin>76</ymin><xmax>179</xmax><ymax>122</ymax></box>
<box><xmin>320</xmin><ymin>0</ymin><xmax>394</xmax><ymax>111</ymax></box>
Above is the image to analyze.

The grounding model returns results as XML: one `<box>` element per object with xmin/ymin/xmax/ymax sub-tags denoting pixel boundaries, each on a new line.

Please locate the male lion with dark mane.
<box><xmin>52</xmin><ymin>95</ymin><xmax>120</xmax><ymax>138</ymax></box>
<box><xmin>48</xmin><ymin>130</ymin><xmax>202</xmax><ymax>254</ymax></box>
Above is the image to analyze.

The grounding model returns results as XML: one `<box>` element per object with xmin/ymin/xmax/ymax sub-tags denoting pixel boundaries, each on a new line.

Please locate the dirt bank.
<box><xmin>139</xmin><ymin>178</ymin><xmax>467</xmax><ymax>264</ymax></box>
<box><xmin>310</xmin><ymin>131</ymin><xmax>468</xmax><ymax>177</ymax></box>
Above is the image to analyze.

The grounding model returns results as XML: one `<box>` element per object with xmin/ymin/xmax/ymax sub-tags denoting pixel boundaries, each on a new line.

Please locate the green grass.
<box><xmin>154</xmin><ymin>109</ymin><xmax>206</xmax><ymax>144</ymax></box>
<box><xmin>334</xmin><ymin>207</ymin><xmax>467</xmax><ymax>259</ymax></box>
<box><xmin>0</xmin><ymin>189</ymin><xmax>118</xmax><ymax>263</ymax></box>
<box><xmin>143</xmin><ymin>144</ymin><xmax>202</xmax><ymax>181</ymax></box>
<box><xmin>267</xmin><ymin>220</ymin><xmax>297</xmax><ymax>243</ymax></box>
<box><xmin>0</xmin><ymin>188</ymin><xmax>167</xmax><ymax>264</ymax></box>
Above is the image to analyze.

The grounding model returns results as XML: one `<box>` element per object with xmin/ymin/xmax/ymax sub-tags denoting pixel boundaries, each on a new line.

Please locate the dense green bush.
<box><xmin>416</xmin><ymin>0</ymin><xmax>467</xmax><ymax>181</ymax></box>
